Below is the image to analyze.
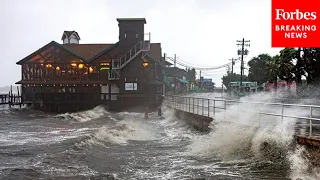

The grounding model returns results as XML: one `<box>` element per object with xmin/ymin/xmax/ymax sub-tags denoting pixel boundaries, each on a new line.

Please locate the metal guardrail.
<box><xmin>164</xmin><ymin>95</ymin><xmax>320</xmax><ymax>137</ymax></box>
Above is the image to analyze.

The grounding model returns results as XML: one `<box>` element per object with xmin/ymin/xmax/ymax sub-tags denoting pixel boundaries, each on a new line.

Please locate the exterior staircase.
<box><xmin>108</xmin><ymin>33</ymin><xmax>151</xmax><ymax>80</ymax></box>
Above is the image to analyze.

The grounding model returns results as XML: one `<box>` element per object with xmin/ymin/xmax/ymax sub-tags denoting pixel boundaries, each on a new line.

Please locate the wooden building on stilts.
<box><xmin>15</xmin><ymin>18</ymin><xmax>164</xmax><ymax>113</ymax></box>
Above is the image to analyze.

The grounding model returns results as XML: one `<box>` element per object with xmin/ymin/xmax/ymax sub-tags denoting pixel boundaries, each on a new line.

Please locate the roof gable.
<box><xmin>61</xmin><ymin>44</ymin><xmax>113</xmax><ymax>59</ymax></box>
<box><xmin>16</xmin><ymin>41</ymin><xmax>55</xmax><ymax>65</ymax></box>
<box><xmin>16</xmin><ymin>41</ymin><xmax>120</xmax><ymax>64</ymax></box>
<box><xmin>16</xmin><ymin>41</ymin><xmax>87</xmax><ymax>64</ymax></box>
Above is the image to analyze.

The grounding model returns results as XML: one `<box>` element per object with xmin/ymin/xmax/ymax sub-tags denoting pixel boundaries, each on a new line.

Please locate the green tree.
<box><xmin>222</xmin><ymin>73</ymin><xmax>247</xmax><ymax>90</ymax></box>
<box><xmin>277</xmin><ymin>48</ymin><xmax>296</xmax><ymax>90</ymax></box>
<box><xmin>266</xmin><ymin>55</ymin><xmax>280</xmax><ymax>90</ymax></box>
<box><xmin>301</xmin><ymin>48</ymin><xmax>320</xmax><ymax>84</ymax></box>
<box><xmin>247</xmin><ymin>54</ymin><xmax>272</xmax><ymax>85</ymax></box>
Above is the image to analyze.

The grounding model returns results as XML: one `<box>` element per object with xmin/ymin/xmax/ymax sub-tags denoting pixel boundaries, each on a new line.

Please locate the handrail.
<box><xmin>168</xmin><ymin>94</ymin><xmax>320</xmax><ymax>108</ymax></box>
<box><xmin>115</xmin><ymin>41</ymin><xmax>150</xmax><ymax>69</ymax></box>
<box><xmin>164</xmin><ymin>95</ymin><xmax>320</xmax><ymax>137</ymax></box>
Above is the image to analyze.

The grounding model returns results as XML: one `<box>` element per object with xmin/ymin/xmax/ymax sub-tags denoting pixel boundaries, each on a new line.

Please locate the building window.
<box><xmin>100</xmin><ymin>63</ymin><xmax>110</xmax><ymax>71</ymax></box>
<box><xmin>136</xmin><ymin>34</ymin><xmax>138</xmax><ymax>38</ymax></box>
<box><xmin>124</xmin><ymin>34</ymin><xmax>127</xmax><ymax>39</ymax></box>
<box><xmin>125</xmin><ymin>83</ymin><xmax>138</xmax><ymax>91</ymax></box>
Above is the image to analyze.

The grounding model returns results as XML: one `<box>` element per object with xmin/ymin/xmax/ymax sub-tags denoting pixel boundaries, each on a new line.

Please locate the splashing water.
<box><xmin>75</xmin><ymin>113</ymin><xmax>157</xmax><ymax>148</ymax></box>
<box><xmin>2</xmin><ymin>91</ymin><xmax>320</xmax><ymax>179</ymax></box>
<box><xmin>54</xmin><ymin>106</ymin><xmax>109</xmax><ymax>122</ymax></box>
<box><xmin>187</xmin><ymin>91</ymin><xmax>320</xmax><ymax>179</ymax></box>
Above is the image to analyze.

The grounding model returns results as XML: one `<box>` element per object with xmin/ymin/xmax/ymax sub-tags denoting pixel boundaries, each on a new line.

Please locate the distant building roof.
<box><xmin>116</xmin><ymin>18</ymin><xmax>146</xmax><ymax>24</ymax></box>
<box><xmin>165</xmin><ymin>61</ymin><xmax>173</xmax><ymax>66</ymax></box>
<box><xmin>177</xmin><ymin>78</ymin><xmax>189</xmax><ymax>84</ymax></box>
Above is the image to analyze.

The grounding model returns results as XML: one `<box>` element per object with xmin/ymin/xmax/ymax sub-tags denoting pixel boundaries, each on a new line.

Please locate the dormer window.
<box><xmin>61</xmin><ymin>31</ymin><xmax>80</xmax><ymax>44</ymax></box>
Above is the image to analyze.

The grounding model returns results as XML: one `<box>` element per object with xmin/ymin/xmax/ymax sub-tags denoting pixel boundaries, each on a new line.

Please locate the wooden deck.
<box><xmin>0</xmin><ymin>86</ymin><xmax>23</xmax><ymax>108</ymax></box>
<box><xmin>0</xmin><ymin>94</ymin><xmax>23</xmax><ymax>107</ymax></box>
<box><xmin>296</xmin><ymin>135</ymin><xmax>320</xmax><ymax>148</ymax></box>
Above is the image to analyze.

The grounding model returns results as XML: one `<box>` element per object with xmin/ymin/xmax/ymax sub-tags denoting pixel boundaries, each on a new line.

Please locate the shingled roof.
<box><xmin>61</xmin><ymin>44</ymin><xmax>113</xmax><ymax>59</ymax></box>
<box><xmin>16</xmin><ymin>41</ymin><xmax>159</xmax><ymax>64</ymax></box>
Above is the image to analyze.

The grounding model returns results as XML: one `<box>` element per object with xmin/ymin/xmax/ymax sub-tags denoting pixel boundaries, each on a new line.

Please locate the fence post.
<box><xmin>223</xmin><ymin>100</ymin><xmax>227</xmax><ymax>120</ymax></box>
<box><xmin>281</xmin><ymin>104</ymin><xmax>284</xmax><ymax>122</ymax></box>
<box><xmin>182</xmin><ymin>97</ymin><xmax>184</xmax><ymax>111</ymax></box>
<box><xmin>186</xmin><ymin>97</ymin><xmax>187</xmax><ymax>112</ymax></box>
<box><xmin>207</xmin><ymin>99</ymin><xmax>210</xmax><ymax>117</ymax></box>
<box><xmin>213</xmin><ymin>100</ymin><xmax>216</xmax><ymax>116</ymax></box>
<box><xmin>309</xmin><ymin>106</ymin><xmax>313</xmax><ymax>137</ymax></box>
<box><xmin>189</xmin><ymin>97</ymin><xmax>191</xmax><ymax>112</ymax></box>
<box><xmin>172</xmin><ymin>96</ymin><xmax>174</xmax><ymax>108</ymax></box>
<box><xmin>237</xmin><ymin>101</ymin><xmax>240</xmax><ymax>121</ymax></box>
<box><xmin>175</xmin><ymin>96</ymin><xmax>177</xmax><ymax>109</ymax></box>
<box><xmin>258</xmin><ymin>104</ymin><xmax>261</xmax><ymax>127</ymax></box>
<box><xmin>193</xmin><ymin>98</ymin><xmax>195</xmax><ymax>114</ymax></box>
<box><xmin>202</xmin><ymin>98</ymin><xmax>204</xmax><ymax>116</ymax></box>
<box><xmin>185</xmin><ymin>97</ymin><xmax>187</xmax><ymax>111</ymax></box>
<box><xmin>197</xmin><ymin>98</ymin><xmax>199</xmax><ymax>115</ymax></box>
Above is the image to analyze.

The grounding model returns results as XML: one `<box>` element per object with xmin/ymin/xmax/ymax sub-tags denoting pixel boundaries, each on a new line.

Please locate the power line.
<box><xmin>175</xmin><ymin>58</ymin><xmax>219</xmax><ymax>69</ymax></box>
<box><xmin>166</xmin><ymin>56</ymin><xmax>240</xmax><ymax>71</ymax></box>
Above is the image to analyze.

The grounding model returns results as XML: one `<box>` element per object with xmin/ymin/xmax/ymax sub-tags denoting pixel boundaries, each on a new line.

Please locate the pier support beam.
<box><xmin>144</xmin><ymin>106</ymin><xmax>149</xmax><ymax>120</ymax></box>
<box><xmin>157</xmin><ymin>107</ymin><xmax>162</xmax><ymax>116</ymax></box>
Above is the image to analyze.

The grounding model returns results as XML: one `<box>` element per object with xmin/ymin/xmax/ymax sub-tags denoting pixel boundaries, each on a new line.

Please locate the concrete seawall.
<box><xmin>173</xmin><ymin>108</ymin><xmax>320</xmax><ymax>149</ymax></box>
<box><xmin>174</xmin><ymin>109</ymin><xmax>213</xmax><ymax>131</ymax></box>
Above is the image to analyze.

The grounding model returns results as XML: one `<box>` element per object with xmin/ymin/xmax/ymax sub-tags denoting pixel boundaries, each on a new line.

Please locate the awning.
<box><xmin>177</xmin><ymin>79</ymin><xmax>189</xmax><ymax>84</ymax></box>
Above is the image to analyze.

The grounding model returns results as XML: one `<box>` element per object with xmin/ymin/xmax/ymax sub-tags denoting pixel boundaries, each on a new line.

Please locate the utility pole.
<box><xmin>199</xmin><ymin>70</ymin><xmax>202</xmax><ymax>91</ymax></box>
<box><xmin>228</xmin><ymin>58</ymin><xmax>236</xmax><ymax>74</ymax></box>
<box><xmin>163</xmin><ymin>53</ymin><xmax>166</xmax><ymax>96</ymax></box>
<box><xmin>174</xmin><ymin>54</ymin><xmax>177</xmax><ymax>94</ymax></box>
<box><xmin>236</xmin><ymin>38</ymin><xmax>250</xmax><ymax>90</ymax></box>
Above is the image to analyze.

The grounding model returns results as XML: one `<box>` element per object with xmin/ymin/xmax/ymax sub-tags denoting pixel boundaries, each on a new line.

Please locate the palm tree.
<box><xmin>266</xmin><ymin>55</ymin><xmax>280</xmax><ymax>90</ymax></box>
<box><xmin>278</xmin><ymin>48</ymin><xmax>296</xmax><ymax>90</ymax></box>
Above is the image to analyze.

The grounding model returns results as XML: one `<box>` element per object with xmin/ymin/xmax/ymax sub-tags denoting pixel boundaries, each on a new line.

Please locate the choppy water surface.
<box><xmin>0</xmin><ymin>93</ymin><xmax>320</xmax><ymax>179</ymax></box>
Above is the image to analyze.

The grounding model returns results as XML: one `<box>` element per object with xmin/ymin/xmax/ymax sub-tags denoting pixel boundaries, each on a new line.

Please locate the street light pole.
<box><xmin>174</xmin><ymin>54</ymin><xmax>177</xmax><ymax>94</ymax></box>
<box><xmin>163</xmin><ymin>53</ymin><xmax>166</xmax><ymax>96</ymax></box>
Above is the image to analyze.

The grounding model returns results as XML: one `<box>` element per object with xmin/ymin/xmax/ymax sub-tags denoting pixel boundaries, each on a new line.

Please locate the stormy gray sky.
<box><xmin>0</xmin><ymin>0</ymin><xmax>280</xmax><ymax>87</ymax></box>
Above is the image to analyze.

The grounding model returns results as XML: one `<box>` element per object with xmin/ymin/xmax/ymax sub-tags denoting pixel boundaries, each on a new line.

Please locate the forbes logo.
<box><xmin>275</xmin><ymin>9</ymin><xmax>317</xmax><ymax>20</ymax></box>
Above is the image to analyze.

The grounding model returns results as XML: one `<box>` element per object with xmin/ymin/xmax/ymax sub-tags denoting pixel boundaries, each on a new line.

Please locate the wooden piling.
<box><xmin>144</xmin><ymin>106</ymin><xmax>149</xmax><ymax>120</ymax></box>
